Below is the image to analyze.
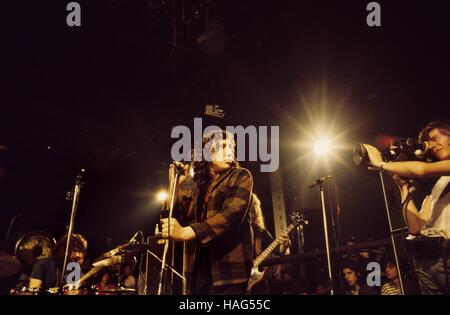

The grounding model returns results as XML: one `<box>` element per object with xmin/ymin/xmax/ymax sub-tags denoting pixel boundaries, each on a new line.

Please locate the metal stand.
<box><xmin>378</xmin><ymin>171</ymin><xmax>405</xmax><ymax>295</ymax></box>
<box><xmin>142</xmin><ymin>235</ymin><xmax>186</xmax><ymax>295</ymax></box>
<box><xmin>61</xmin><ymin>169</ymin><xmax>85</xmax><ymax>285</ymax></box>
<box><xmin>157</xmin><ymin>162</ymin><xmax>185</xmax><ymax>295</ymax></box>
<box><xmin>315</xmin><ymin>182</ymin><xmax>334</xmax><ymax>295</ymax></box>
<box><xmin>148</xmin><ymin>249</ymin><xmax>185</xmax><ymax>282</ymax></box>
<box><xmin>296</xmin><ymin>224</ymin><xmax>305</xmax><ymax>254</ymax></box>
<box><xmin>143</xmin><ymin>236</ymin><xmax>150</xmax><ymax>295</ymax></box>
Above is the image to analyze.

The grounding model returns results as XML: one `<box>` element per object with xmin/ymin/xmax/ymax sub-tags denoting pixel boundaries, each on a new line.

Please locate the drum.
<box><xmin>0</xmin><ymin>251</ymin><xmax>21</xmax><ymax>278</ymax></box>
<box><xmin>10</xmin><ymin>287</ymin><xmax>53</xmax><ymax>295</ymax></box>
<box><xmin>61</xmin><ymin>284</ymin><xmax>94</xmax><ymax>295</ymax></box>
<box><xmin>95</xmin><ymin>287</ymin><xmax>137</xmax><ymax>295</ymax></box>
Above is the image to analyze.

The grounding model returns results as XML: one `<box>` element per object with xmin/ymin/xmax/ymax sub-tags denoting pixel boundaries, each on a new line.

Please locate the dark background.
<box><xmin>0</xmin><ymin>0</ymin><xmax>448</xmax><ymax>273</ymax></box>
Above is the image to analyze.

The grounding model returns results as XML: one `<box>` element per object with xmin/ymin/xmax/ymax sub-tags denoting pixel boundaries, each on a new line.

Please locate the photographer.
<box><xmin>363</xmin><ymin>121</ymin><xmax>450</xmax><ymax>295</ymax></box>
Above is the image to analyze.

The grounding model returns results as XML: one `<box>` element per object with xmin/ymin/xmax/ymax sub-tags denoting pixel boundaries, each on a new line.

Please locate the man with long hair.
<box><xmin>161</xmin><ymin>130</ymin><xmax>254</xmax><ymax>294</ymax></box>
<box><xmin>29</xmin><ymin>233</ymin><xmax>87</xmax><ymax>289</ymax></box>
<box><xmin>249</xmin><ymin>193</ymin><xmax>291</xmax><ymax>258</ymax></box>
<box><xmin>340</xmin><ymin>260</ymin><xmax>378</xmax><ymax>295</ymax></box>
<box><xmin>248</xmin><ymin>193</ymin><xmax>291</xmax><ymax>294</ymax></box>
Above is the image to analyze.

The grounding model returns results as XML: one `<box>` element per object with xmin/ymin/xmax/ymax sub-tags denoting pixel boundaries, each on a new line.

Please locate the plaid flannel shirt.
<box><xmin>176</xmin><ymin>166</ymin><xmax>254</xmax><ymax>293</ymax></box>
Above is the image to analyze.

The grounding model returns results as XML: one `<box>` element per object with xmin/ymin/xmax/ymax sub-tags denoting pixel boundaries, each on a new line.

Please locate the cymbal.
<box><xmin>0</xmin><ymin>251</ymin><xmax>21</xmax><ymax>277</ymax></box>
<box><xmin>14</xmin><ymin>231</ymin><xmax>55</xmax><ymax>274</ymax></box>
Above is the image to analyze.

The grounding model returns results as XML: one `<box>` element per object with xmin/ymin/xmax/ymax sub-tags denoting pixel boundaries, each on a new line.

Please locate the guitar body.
<box><xmin>246</xmin><ymin>267</ymin><xmax>266</xmax><ymax>294</ymax></box>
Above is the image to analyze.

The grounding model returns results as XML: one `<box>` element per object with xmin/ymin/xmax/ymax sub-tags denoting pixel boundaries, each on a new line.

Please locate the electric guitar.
<box><xmin>246</xmin><ymin>212</ymin><xmax>307</xmax><ymax>294</ymax></box>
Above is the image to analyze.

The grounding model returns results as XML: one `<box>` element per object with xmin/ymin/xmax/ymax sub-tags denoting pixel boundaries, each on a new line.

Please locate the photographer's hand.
<box><xmin>363</xmin><ymin>144</ymin><xmax>450</xmax><ymax>177</ymax></box>
<box><xmin>363</xmin><ymin>144</ymin><xmax>384</xmax><ymax>168</ymax></box>
<box><xmin>391</xmin><ymin>174</ymin><xmax>408</xmax><ymax>190</ymax></box>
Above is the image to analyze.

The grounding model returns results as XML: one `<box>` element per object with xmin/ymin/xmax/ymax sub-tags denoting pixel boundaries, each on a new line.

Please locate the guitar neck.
<box><xmin>253</xmin><ymin>224</ymin><xmax>296</xmax><ymax>268</ymax></box>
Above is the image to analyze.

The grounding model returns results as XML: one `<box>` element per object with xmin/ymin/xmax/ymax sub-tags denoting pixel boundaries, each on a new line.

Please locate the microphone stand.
<box><xmin>61</xmin><ymin>169</ymin><xmax>85</xmax><ymax>285</ymax></box>
<box><xmin>157</xmin><ymin>162</ymin><xmax>185</xmax><ymax>295</ymax></box>
<box><xmin>144</xmin><ymin>236</ymin><xmax>151</xmax><ymax>295</ymax></box>
<box><xmin>312</xmin><ymin>177</ymin><xmax>334</xmax><ymax>295</ymax></box>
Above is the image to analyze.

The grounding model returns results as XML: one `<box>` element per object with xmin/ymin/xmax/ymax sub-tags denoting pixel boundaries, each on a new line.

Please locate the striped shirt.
<box><xmin>381</xmin><ymin>282</ymin><xmax>401</xmax><ymax>295</ymax></box>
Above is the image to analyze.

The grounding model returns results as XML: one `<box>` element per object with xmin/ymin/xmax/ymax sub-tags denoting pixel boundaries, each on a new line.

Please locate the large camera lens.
<box><xmin>353</xmin><ymin>144</ymin><xmax>368</xmax><ymax>166</ymax></box>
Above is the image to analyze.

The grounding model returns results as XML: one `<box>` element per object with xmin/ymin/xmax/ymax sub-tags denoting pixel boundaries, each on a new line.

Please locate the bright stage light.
<box><xmin>156</xmin><ymin>191</ymin><xmax>168</xmax><ymax>202</ymax></box>
<box><xmin>314</xmin><ymin>139</ymin><xmax>331</xmax><ymax>156</ymax></box>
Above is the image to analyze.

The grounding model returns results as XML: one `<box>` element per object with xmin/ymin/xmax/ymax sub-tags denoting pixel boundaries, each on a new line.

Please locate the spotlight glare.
<box><xmin>156</xmin><ymin>191</ymin><xmax>168</xmax><ymax>202</ymax></box>
<box><xmin>314</xmin><ymin>139</ymin><xmax>331</xmax><ymax>156</ymax></box>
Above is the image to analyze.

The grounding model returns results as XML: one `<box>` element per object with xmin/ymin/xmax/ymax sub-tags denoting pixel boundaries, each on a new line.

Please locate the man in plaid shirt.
<box><xmin>161</xmin><ymin>130</ymin><xmax>254</xmax><ymax>294</ymax></box>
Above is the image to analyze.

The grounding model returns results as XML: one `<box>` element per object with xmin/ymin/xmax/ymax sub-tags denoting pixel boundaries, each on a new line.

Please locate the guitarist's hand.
<box><xmin>278</xmin><ymin>232</ymin><xmax>291</xmax><ymax>255</ymax></box>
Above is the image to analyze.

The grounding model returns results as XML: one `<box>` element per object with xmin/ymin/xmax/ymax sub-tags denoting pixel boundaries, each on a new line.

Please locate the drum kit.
<box><xmin>9</xmin><ymin>285</ymin><xmax>138</xmax><ymax>296</ymax></box>
<box><xmin>2</xmin><ymin>165</ymin><xmax>185</xmax><ymax>296</ymax></box>
<box><xmin>1</xmin><ymin>168</ymin><xmax>146</xmax><ymax>296</ymax></box>
<box><xmin>2</xmin><ymin>239</ymin><xmax>147</xmax><ymax>295</ymax></box>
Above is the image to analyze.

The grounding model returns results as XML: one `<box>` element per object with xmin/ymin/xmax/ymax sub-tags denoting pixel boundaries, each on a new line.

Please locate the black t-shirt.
<box><xmin>30</xmin><ymin>257</ymin><xmax>59</xmax><ymax>288</ymax></box>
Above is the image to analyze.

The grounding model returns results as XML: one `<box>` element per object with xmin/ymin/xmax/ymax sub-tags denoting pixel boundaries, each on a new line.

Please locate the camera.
<box><xmin>353</xmin><ymin>137</ymin><xmax>429</xmax><ymax>166</ymax></box>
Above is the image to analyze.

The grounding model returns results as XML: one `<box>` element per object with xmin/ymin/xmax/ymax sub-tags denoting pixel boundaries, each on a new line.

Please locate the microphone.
<box><xmin>171</xmin><ymin>161</ymin><xmax>188</xmax><ymax>175</ymax></box>
<box><xmin>128</xmin><ymin>231</ymin><xmax>141</xmax><ymax>244</ymax></box>
<box><xmin>172</xmin><ymin>161</ymin><xmax>185</xmax><ymax>167</ymax></box>
<box><xmin>309</xmin><ymin>175</ymin><xmax>333</xmax><ymax>188</ymax></box>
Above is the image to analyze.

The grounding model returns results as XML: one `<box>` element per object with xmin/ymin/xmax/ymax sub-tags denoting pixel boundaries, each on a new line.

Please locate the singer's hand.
<box><xmin>363</xmin><ymin>144</ymin><xmax>383</xmax><ymax>169</ymax></box>
<box><xmin>161</xmin><ymin>218</ymin><xmax>196</xmax><ymax>242</ymax></box>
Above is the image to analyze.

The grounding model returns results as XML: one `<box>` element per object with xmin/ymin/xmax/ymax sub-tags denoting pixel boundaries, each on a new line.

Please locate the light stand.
<box><xmin>378</xmin><ymin>171</ymin><xmax>405</xmax><ymax>295</ymax></box>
